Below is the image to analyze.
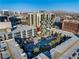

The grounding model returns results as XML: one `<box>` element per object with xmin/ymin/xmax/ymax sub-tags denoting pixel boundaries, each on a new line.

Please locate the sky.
<box><xmin>0</xmin><ymin>0</ymin><xmax>79</xmax><ymax>12</ymax></box>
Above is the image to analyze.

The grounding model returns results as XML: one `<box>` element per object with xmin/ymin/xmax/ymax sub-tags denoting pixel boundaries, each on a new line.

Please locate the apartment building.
<box><xmin>0</xmin><ymin>22</ymin><xmax>12</xmax><ymax>41</ymax></box>
<box><xmin>12</xmin><ymin>25</ymin><xmax>36</xmax><ymax>38</ymax></box>
<box><xmin>0</xmin><ymin>15</ymin><xmax>12</xmax><ymax>41</ymax></box>
<box><xmin>0</xmin><ymin>41</ymin><xmax>11</xmax><ymax>59</ymax></box>
<box><xmin>33</xmin><ymin>28</ymin><xmax>79</xmax><ymax>59</ymax></box>
<box><xmin>29</xmin><ymin>12</ymin><xmax>41</xmax><ymax>27</ymax></box>
<box><xmin>6</xmin><ymin>39</ymin><xmax>28</xmax><ymax>59</ymax></box>
<box><xmin>62</xmin><ymin>20</ymin><xmax>79</xmax><ymax>35</ymax></box>
<box><xmin>40</xmin><ymin>12</ymin><xmax>55</xmax><ymax>36</ymax></box>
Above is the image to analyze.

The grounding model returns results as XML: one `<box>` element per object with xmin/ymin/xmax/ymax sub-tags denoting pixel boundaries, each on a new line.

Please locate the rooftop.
<box><xmin>63</xmin><ymin>20</ymin><xmax>79</xmax><ymax>24</ymax></box>
<box><xmin>13</xmin><ymin>25</ymin><xmax>35</xmax><ymax>32</ymax></box>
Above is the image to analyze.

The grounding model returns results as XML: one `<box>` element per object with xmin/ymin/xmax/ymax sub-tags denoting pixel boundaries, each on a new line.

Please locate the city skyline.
<box><xmin>0</xmin><ymin>0</ymin><xmax>79</xmax><ymax>12</ymax></box>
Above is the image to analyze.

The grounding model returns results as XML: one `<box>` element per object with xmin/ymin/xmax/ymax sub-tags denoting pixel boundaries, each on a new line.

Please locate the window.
<box><xmin>0</xmin><ymin>36</ymin><xmax>3</xmax><ymax>41</ymax></box>
<box><xmin>14</xmin><ymin>32</ymin><xmax>21</xmax><ymax>38</ymax></box>
<box><xmin>31</xmin><ymin>15</ymin><xmax>33</xmax><ymax>25</ymax></box>
<box><xmin>8</xmin><ymin>33</ymin><xmax>12</xmax><ymax>39</ymax></box>
<box><xmin>23</xmin><ymin>30</ymin><xmax>26</xmax><ymax>38</ymax></box>
<box><xmin>27</xmin><ymin>30</ymin><xmax>32</xmax><ymax>37</ymax></box>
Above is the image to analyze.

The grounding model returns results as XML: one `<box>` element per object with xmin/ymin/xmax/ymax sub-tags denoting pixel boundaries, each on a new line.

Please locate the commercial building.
<box><xmin>62</xmin><ymin>20</ymin><xmax>79</xmax><ymax>35</ymax></box>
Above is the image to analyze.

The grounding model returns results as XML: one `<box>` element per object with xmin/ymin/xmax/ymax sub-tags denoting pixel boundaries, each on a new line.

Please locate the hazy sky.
<box><xmin>0</xmin><ymin>0</ymin><xmax>79</xmax><ymax>12</ymax></box>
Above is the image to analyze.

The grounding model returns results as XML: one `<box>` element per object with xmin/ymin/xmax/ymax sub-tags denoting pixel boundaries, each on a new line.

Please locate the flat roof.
<box><xmin>51</xmin><ymin>28</ymin><xmax>75</xmax><ymax>37</ymax></box>
<box><xmin>63</xmin><ymin>20</ymin><xmax>79</xmax><ymax>24</ymax></box>
<box><xmin>55</xmin><ymin>36</ymin><xmax>79</xmax><ymax>53</ymax></box>
<box><xmin>13</xmin><ymin>25</ymin><xmax>35</xmax><ymax>32</ymax></box>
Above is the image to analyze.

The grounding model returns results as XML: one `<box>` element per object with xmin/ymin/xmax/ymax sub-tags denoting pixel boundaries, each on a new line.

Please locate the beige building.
<box><xmin>0</xmin><ymin>22</ymin><xmax>11</xmax><ymax>32</ymax></box>
<box><xmin>6</xmin><ymin>39</ymin><xmax>28</xmax><ymax>59</ymax></box>
<box><xmin>0</xmin><ymin>22</ymin><xmax>12</xmax><ymax>41</ymax></box>
<box><xmin>16</xmin><ymin>12</ymin><xmax>56</xmax><ymax>36</ymax></box>
<box><xmin>19</xmin><ymin>12</ymin><xmax>55</xmax><ymax>27</ymax></box>
<box><xmin>29</xmin><ymin>12</ymin><xmax>42</xmax><ymax>27</ymax></box>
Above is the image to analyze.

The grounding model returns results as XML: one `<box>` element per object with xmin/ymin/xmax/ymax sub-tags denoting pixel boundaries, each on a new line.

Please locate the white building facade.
<box><xmin>12</xmin><ymin>25</ymin><xmax>36</xmax><ymax>38</ymax></box>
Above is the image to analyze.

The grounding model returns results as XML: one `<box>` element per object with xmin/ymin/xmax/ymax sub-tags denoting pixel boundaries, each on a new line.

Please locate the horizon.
<box><xmin>0</xmin><ymin>0</ymin><xmax>79</xmax><ymax>13</ymax></box>
<box><xmin>1</xmin><ymin>9</ymin><xmax>79</xmax><ymax>14</ymax></box>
